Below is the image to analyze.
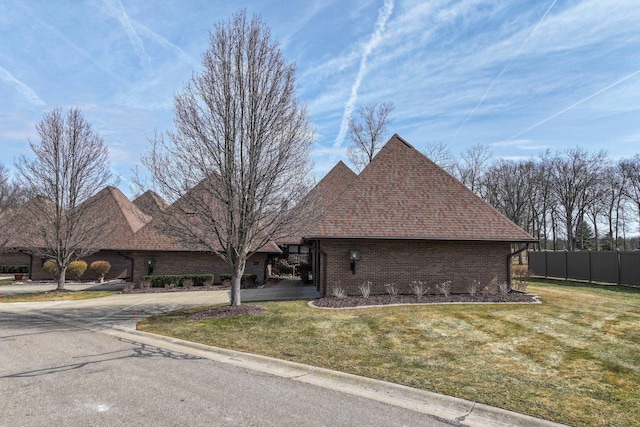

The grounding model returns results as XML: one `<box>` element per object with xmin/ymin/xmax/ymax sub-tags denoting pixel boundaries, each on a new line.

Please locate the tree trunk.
<box><xmin>229</xmin><ymin>260</ymin><xmax>246</xmax><ymax>306</ymax></box>
<box><xmin>57</xmin><ymin>266</ymin><xmax>66</xmax><ymax>290</ymax></box>
<box><xmin>566</xmin><ymin>216</ymin><xmax>574</xmax><ymax>251</ymax></box>
<box><xmin>230</xmin><ymin>275</ymin><xmax>242</xmax><ymax>306</ymax></box>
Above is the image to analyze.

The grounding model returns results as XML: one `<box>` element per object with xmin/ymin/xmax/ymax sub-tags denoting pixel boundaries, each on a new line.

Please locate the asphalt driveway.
<box><xmin>0</xmin><ymin>286</ymin><xmax>565</xmax><ymax>426</ymax></box>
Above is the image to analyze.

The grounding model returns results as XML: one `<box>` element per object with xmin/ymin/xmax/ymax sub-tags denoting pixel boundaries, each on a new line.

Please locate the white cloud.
<box><xmin>100</xmin><ymin>0</ymin><xmax>150</xmax><ymax>64</ymax></box>
<box><xmin>0</xmin><ymin>66</ymin><xmax>46</xmax><ymax>107</ymax></box>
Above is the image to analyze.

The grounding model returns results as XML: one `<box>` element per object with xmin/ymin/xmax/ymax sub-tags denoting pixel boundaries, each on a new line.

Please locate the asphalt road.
<box><xmin>1</xmin><ymin>304</ymin><xmax>453</xmax><ymax>426</ymax></box>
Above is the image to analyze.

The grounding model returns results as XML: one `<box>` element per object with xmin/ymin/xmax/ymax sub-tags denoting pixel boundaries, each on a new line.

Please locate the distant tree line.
<box><xmin>425</xmin><ymin>143</ymin><xmax>640</xmax><ymax>251</ymax></box>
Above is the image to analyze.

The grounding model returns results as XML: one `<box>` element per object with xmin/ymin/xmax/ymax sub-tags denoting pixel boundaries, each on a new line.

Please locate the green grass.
<box><xmin>1</xmin><ymin>290</ymin><xmax>117</xmax><ymax>302</ymax></box>
<box><xmin>138</xmin><ymin>279</ymin><xmax>640</xmax><ymax>427</ymax></box>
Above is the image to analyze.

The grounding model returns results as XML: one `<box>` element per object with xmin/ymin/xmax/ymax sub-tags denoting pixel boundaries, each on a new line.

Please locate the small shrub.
<box><xmin>123</xmin><ymin>282</ymin><xmax>135</xmax><ymax>293</ymax></box>
<box><xmin>43</xmin><ymin>260</ymin><xmax>60</xmax><ymax>279</ymax></box>
<box><xmin>141</xmin><ymin>274</ymin><xmax>214</xmax><ymax>288</ymax></box>
<box><xmin>182</xmin><ymin>278</ymin><xmax>193</xmax><ymax>288</ymax></box>
<box><xmin>497</xmin><ymin>281</ymin><xmax>510</xmax><ymax>294</ymax></box>
<box><xmin>358</xmin><ymin>281</ymin><xmax>372</xmax><ymax>298</ymax></box>
<box><xmin>436</xmin><ymin>281</ymin><xmax>451</xmax><ymax>297</ymax></box>
<box><xmin>138</xmin><ymin>278</ymin><xmax>151</xmax><ymax>289</ymax></box>
<box><xmin>511</xmin><ymin>265</ymin><xmax>531</xmax><ymax>291</ymax></box>
<box><xmin>67</xmin><ymin>260</ymin><xmax>88</xmax><ymax>280</ymax></box>
<box><xmin>331</xmin><ymin>282</ymin><xmax>347</xmax><ymax>298</ymax></box>
<box><xmin>410</xmin><ymin>280</ymin><xmax>427</xmax><ymax>297</ymax></box>
<box><xmin>202</xmin><ymin>277</ymin><xmax>214</xmax><ymax>287</ymax></box>
<box><xmin>0</xmin><ymin>265</ymin><xmax>29</xmax><ymax>274</ymax></box>
<box><xmin>385</xmin><ymin>283</ymin><xmax>399</xmax><ymax>296</ymax></box>
<box><xmin>90</xmin><ymin>261</ymin><xmax>111</xmax><ymax>283</ymax></box>
<box><xmin>467</xmin><ymin>280</ymin><xmax>481</xmax><ymax>296</ymax></box>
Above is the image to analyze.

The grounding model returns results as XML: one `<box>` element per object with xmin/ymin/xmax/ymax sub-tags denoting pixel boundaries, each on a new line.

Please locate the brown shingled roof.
<box><xmin>305</xmin><ymin>134</ymin><xmax>536</xmax><ymax>242</ymax></box>
<box><xmin>79</xmin><ymin>186</ymin><xmax>152</xmax><ymax>249</ymax></box>
<box><xmin>133</xmin><ymin>190</ymin><xmax>169</xmax><ymax>217</ymax></box>
<box><xmin>307</xmin><ymin>161</ymin><xmax>358</xmax><ymax>207</ymax></box>
<box><xmin>279</xmin><ymin>161</ymin><xmax>357</xmax><ymax>244</ymax></box>
<box><xmin>5</xmin><ymin>187</ymin><xmax>152</xmax><ymax>251</ymax></box>
<box><xmin>132</xmin><ymin>180</ymin><xmax>281</xmax><ymax>254</ymax></box>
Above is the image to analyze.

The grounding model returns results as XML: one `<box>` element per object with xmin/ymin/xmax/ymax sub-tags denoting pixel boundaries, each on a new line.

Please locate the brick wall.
<box><xmin>0</xmin><ymin>251</ymin><xmax>31</xmax><ymax>267</ymax></box>
<box><xmin>131</xmin><ymin>251</ymin><xmax>268</xmax><ymax>284</ymax></box>
<box><xmin>317</xmin><ymin>239</ymin><xmax>511</xmax><ymax>296</ymax></box>
<box><xmin>28</xmin><ymin>251</ymin><xmax>134</xmax><ymax>281</ymax></box>
<box><xmin>0</xmin><ymin>250</ymin><xmax>132</xmax><ymax>281</ymax></box>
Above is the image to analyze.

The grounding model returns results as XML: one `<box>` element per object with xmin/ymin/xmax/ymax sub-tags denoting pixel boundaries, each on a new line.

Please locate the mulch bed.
<box><xmin>191</xmin><ymin>304</ymin><xmax>266</xmax><ymax>320</ymax></box>
<box><xmin>312</xmin><ymin>292</ymin><xmax>539</xmax><ymax>308</ymax></box>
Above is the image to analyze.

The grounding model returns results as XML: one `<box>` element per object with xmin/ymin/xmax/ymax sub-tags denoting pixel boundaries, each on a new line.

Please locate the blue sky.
<box><xmin>1</xmin><ymin>0</ymin><xmax>639</xmax><ymax>196</ymax></box>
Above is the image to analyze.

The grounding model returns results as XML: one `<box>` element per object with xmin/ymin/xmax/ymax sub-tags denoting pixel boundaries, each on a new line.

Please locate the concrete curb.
<box><xmin>108</xmin><ymin>325</ymin><xmax>568</xmax><ymax>427</ymax></box>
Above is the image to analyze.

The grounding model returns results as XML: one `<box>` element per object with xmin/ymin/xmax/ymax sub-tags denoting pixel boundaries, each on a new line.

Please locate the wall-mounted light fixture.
<box><xmin>146</xmin><ymin>258</ymin><xmax>155</xmax><ymax>275</ymax></box>
<box><xmin>349</xmin><ymin>249</ymin><xmax>361</xmax><ymax>275</ymax></box>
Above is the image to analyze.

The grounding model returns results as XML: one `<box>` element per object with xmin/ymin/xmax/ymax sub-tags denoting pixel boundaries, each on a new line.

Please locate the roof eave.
<box><xmin>303</xmin><ymin>235</ymin><xmax>538</xmax><ymax>243</ymax></box>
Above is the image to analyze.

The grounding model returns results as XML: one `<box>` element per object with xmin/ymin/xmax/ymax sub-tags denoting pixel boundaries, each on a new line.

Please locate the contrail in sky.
<box><xmin>334</xmin><ymin>0</ymin><xmax>394</xmax><ymax>147</ymax></box>
<box><xmin>0</xmin><ymin>65</ymin><xmax>46</xmax><ymax>106</ymax></box>
<box><xmin>450</xmin><ymin>0</ymin><xmax>557</xmax><ymax>144</ymax></box>
<box><xmin>102</xmin><ymin>0</ymin><xmax>197</xmax><ymax>67</ymax></box>
<box><xmin>508</xmin><ymin>69</ymin><xmax>640</xmax><ymax>140</ymax></box>
<box><xmin>102</xmin><ymin>0</ymin><xmax>150</xmax><ymax>63</ymax></box>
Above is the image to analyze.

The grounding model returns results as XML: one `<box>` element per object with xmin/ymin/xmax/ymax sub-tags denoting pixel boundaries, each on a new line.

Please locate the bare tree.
<box><xmin>15</xmin><ymin>108</ymin><xmax>113</xmax><ymax>290</ymax></box>
<box><xmin>454</xmin><ymin>144</ymin><xmax>492</xmax><ymax>196</ymax></box>
<box><xmin>422</xmin><ymin>141</ymin><xmax>455</xmax><ymax>174</ymax></box>
<box><xmin>620</xmin><ymin>155</ymin><xmax>640</xmax><ymax>235</ymax></box>
<box><xmin>0</xmin><ymin>165</ymin><xmax>26</xmax><ymax>247</ymax></box>
<box><xmin>346</xmin><ymin>102</ymin><xmax>394</xmax><ymax>172</ymax></box>
<box><xmin>0</xmin><ymin>164</ymin><xmax>26</xmax><ymax>209</ymax></box>
<box><xmin>483</xmin><ymin>159</ymin><xmax>536</xmax><ymax>231</ymax></box>
<box><xmin>143</xmin><ymin>11</ymin><xmax>315</xmax><ymax>306</ymax></box>
<box><xmin>548</xmin><ymin>148</ymin><xmax>606</xmax><ymax>250</ymax></box>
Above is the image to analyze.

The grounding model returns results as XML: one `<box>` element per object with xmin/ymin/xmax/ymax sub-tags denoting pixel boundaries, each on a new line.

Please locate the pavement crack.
<box><xmin>289</xmin><ymin>368</ymin><xmax>314</xmax><ymax>379</ymax></box>
<box><xmin>454</xmin><ymin>402</ymin><xmax>475</xmax><ymax>424</ymax></box>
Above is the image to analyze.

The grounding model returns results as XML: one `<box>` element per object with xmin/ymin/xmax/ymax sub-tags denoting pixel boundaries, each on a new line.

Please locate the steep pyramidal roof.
<box><xmin>5</xmin><ymin>187</ymin><xmax>152</xmax><ymax>250</ymax></box>
<box><xmin>4</xmin><ymin>195</ymin><xmax>56</xmax><ymax>248</ymax></box>
<box><xmin>79</xmin><ymin>186</ymin><xmax>152</xmax><ymax>249</ymax></box>
<box><xmin>279</xmin><ymin>161</ymin><xmax>357</xmax><ymax>244</ymax></box>
<box><xmin>133</xmin><ymin>190</ymin><xmax>169</xmax><ymax>217</ymax></box>
<box><xmin>306</xmin><ymin>161</ymin><xmax>357</xmax><ymax>207</ymax></box>
<box><xmin>132</xmin><ymin>179</ymin><xmax>280</xmax><ymax>253</ymax></box>
<box><xmin>306</xmin><ymin>134</ymin><xmax>536</xmax><ymax>242</ymax></box>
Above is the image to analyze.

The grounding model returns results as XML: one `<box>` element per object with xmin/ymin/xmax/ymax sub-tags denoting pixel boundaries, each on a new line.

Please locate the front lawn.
<box><xmin>138</xmin><ymin>279</ymin><xmax>640</xmax><ymax>427</ymax></box>
<box><xmin>1</xmin><ymin>290</ymin><xmax>117</xmax><ymax>302</ymax></box>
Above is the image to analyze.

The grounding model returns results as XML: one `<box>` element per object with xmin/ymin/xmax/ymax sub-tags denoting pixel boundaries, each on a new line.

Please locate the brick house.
<box><xmin>1</xmin><ymin>134</ymin><xmax>534</xmax><ymax>292</ymax></box>
<box><xmin>0</xmin><ymin>186</ymin><xmax>277</xmax><ymax>283</ymax></box>
<box><xmin>1</xmin><ymin>187</ymin><xmax>150</xmax><ymax>281</ymax></box>
<box><xmin>303</xmin><ymin>134</ymin><xmax>536</xmax><ymax>296</ymax></box>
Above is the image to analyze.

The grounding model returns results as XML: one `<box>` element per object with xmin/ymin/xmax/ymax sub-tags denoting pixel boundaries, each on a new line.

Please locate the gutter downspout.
<box><xmin>28</xmin><ymin>253</ymin><xmax>34</xmax><ymax>280</ymax></box>
<box><xmin>507</xmin><ymin>244</ymin><xmax>530</xmax><ymax>290</ymax></box>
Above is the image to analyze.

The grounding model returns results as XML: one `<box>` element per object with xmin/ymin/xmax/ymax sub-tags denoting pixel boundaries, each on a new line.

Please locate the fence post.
<box><xmin>617</xmin><ymin>249</ymin><xmax>621</xmax><ymax>285</ymax></box>
<box><xmin>588</xmin><ymin>250</ymin><xmax>592</xmax><ymax>283</ymax></box>
<box><xmin>564</xmin><ymin>249</ymin><xmax>568</xmax><ymax>280</ymax></box>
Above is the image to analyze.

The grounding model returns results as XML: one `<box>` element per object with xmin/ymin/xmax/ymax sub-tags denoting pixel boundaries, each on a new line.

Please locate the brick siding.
<box><xmin>131</xmin><ymin>251</ymin><xmax>268</xmax><ymax>284</ymax></box>
<box><xmin>317</xmin><ymin>239</ymin><xmax>511</xmax><ymax>296</ymax></box>
<box><xmin>0</xmin><ymin>252</ymin><xmax>31</xmax><ymax>267</ymax></box>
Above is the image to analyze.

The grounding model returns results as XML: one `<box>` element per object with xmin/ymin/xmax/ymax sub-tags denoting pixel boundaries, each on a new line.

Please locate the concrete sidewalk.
<box><xmin>1</xmin><ymin>289</ymin><xmax>568</xmax><ymax>427</ymax></box>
